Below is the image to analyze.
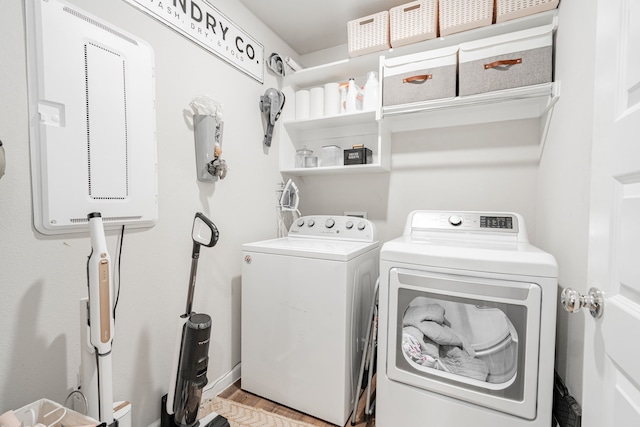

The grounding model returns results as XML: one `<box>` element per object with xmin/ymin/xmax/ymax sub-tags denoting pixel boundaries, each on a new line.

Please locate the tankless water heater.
<box><xmin>25</xmin><ymin>0</ymin><xmax>157</xmax><ymax>235</ymax></box>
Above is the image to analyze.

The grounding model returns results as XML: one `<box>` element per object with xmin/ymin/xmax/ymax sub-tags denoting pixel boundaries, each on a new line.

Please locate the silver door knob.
<box><xmin>561</xmin><ymin>287</ymin><xmax>604</xmax><ymax>319</ymax></box>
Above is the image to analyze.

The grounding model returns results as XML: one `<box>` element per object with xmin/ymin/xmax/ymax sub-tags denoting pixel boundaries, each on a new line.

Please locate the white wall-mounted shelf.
<box><xmin>383</xmin><ymin>82</ymin><xmax>559</xmax><ymax>132</ymax></box>
<box><xmin>280</xmin><ymin>162</ymin><xmax>387</xmax><ymax>176</ymax></box>
<box><xmin>283</xmin><ymin>110</ymin><xmax>376</xmax><ymax>133</ymax></box>
<box><xmin>279</xmin><ymin>109</ymin><xmax>390</xmax><ymax>175</ymax></box>
<box><xmin>279</xmin><ymin>9</ymin><xmax>560</xmax><ymax>176</ymax></box>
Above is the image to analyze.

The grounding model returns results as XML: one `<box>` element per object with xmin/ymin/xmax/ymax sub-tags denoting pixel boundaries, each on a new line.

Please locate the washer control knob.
<box><xmin>345</xmin><ymin>221</ymin><xmax>354</xmax><ymax>229</ymax></box>
<box><xmin>357</xmin><ymin>222</ymin><xmax>366</xmax><ymax>231</ymax></box>
<box><xmin>296</xmin><ymin>219</ymin><xmax>305</xmax><ymax>227</ymax></box>
<box><xmin>449</xmin><ymin>215</ymin><xmax>463</xmax><ymax>226</ymax></box>
<box><xmin>325</xmin><ymin>218</ymin><xmax>335</xmax><ymax>229</ymax></box>
<box><xmin>307</xmin><ymin>219</ymin><xmax>315</xmax><ymax>227</ymax></box>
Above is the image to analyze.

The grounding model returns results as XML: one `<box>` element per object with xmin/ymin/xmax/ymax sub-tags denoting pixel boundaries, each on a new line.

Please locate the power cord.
<box><xmin>203</xmin><ymin>361</ymin><xmax>241</xmax><ymax>394</ymax></box>
<box><xmin>113</xmin><ymin>225</ymin><xmax>125</xmax><ymax>320</ymax></box>
<box><xmin>85</xmin><ymin>224</ymin><xmax>125</xmax><ymax>322</ymax></box>
<box><xmin>64</xmin><ymin>389</ymin><xmax>89</xmax><ymax>415</ymax></box>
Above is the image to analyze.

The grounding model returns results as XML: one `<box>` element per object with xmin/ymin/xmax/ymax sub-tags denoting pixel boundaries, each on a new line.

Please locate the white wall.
<box><xmin>0</xmin><ymin>0</ymin><xmax>296</xmax><ymax>425</ymax></box>
<box><xmin>297</xmin><ymin>120</ymin><xmax>541</xmax><ymax>244</ymax></box>
<box><xmin>535</xmin><ymin>2</ymin><xmax>598</xmax><ymax>404</ymax></box>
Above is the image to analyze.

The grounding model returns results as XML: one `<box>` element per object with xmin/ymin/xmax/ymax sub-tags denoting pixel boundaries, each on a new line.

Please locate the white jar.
<box><xmin>321</xmin><ymin>145</ymin><xmax>342</xmax><ymax>167</ymax></box>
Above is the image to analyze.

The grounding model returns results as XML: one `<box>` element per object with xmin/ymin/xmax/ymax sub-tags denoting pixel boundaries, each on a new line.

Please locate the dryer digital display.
<box><xmin>480</xmin><ymin>216</ymin><xmax>514</xmax><ymax>229</ymax></box>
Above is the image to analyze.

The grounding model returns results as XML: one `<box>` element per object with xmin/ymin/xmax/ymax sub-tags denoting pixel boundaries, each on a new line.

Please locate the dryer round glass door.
<box><xmin>386</xmin><ymin>268</ymin><xmax>542</xmax><ymax>420</ymax></box>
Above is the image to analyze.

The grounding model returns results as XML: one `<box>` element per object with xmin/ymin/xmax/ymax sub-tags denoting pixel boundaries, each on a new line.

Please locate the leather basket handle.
<box><xmin>403</xmin><ymin>74</ymin><xmax>432</xmax><ymax>83</ymax></box>
<box><xmin>484</xmin><ymin>58</ymin><xmax>522</xmax><ymax>69</ymax></box>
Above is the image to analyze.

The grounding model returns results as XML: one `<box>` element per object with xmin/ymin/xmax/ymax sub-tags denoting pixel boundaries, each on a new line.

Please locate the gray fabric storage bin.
<box><xmin>459</xmin><ymin>24</ymin><xmax>554</xmax><ymax>96</ymax></box>
<box><xmin>382</xmin><ymin>46</ymin><xmax>458</xmax><ymax>107</ymax></box>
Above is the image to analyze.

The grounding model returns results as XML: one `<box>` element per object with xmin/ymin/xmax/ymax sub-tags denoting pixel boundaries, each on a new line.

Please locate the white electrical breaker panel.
<box><xmin>25</xmin><ymin>0</ymin><xmax>157</xmax><ymax>234</ymax></box>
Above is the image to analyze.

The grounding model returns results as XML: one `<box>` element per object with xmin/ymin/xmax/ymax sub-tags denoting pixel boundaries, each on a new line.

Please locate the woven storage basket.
<box><xmin>439</xmin><ymin>0</ymin><xmax>494</xmax><ymax>37</ymax></box>
<box><xmin>390</xmin><ymin>0</ymin><xmax>438</xmax><ymax>48</ymax></box>
<box><xmin>348</xmin><ymin>11</ymin><xmax>391</xmax><ymax>57</ymax></box>
<box><xmin>496</xmin><ymin>0</ymin><xmax>560</xmax><ymax>23</ymax></box>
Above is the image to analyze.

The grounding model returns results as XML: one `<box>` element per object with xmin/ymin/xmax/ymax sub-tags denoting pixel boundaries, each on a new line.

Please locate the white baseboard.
<box><xmin>202</xmin><ymin>362</ymin><xmax>241</xmax><ymax>400</ymax></box>
<box><xmin>198</xmin><ymin>411</ymin><xmax>220</xmax><ymax>425</ymax></box>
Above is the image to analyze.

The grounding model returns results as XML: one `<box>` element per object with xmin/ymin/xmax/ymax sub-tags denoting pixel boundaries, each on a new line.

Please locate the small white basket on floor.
<box><xmin>13</xmin><ymin>399</ymin><xmax>99</xmax><ymax>426</ymax></box>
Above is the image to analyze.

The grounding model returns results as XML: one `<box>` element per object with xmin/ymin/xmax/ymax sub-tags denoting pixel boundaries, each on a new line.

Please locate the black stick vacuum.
<box><xmin>162</xmin><ymin>213</ymin><xmax>219</xmax><ymax>427</ymax></box>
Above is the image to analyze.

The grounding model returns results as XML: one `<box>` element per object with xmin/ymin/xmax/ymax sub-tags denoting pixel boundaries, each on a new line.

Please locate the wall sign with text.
<box><xmin>124</xmin><ymin>0</ymin><xmax>264</xmax><ymax>83</ymax></box>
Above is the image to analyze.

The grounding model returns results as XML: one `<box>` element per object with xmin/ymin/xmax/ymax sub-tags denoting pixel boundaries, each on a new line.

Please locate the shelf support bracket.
<box><xmin>539</xmin><ymin>81</ymin><xmax>561</xmax><ymax>159</ymax></box>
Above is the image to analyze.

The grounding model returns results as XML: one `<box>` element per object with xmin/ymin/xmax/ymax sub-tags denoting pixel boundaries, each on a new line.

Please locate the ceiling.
<box><xmin>237</xmin><ymin>0</ymin><xmax>410</xmax><ymax>55</ymax></box>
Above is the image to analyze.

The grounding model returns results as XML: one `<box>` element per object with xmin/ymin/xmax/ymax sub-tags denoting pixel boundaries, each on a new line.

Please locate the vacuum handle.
<box><xmin>87</xmin><ymin>212</ymin><xmax>114</xmax><ymax>353</ymax></box>
<box><xmin>192</xmin><ymin>212</ymin><xmax>219</xmax><ymax>248</ymax></box>
<box><xmin>185</xmin><ymin>213</ymin><xmax>218</xmax><ymax>315</ymax></box>
<box><xmin>185</xmin><ymin>247</ymin><xmax>200</xmax><ymax>316</ymax></box>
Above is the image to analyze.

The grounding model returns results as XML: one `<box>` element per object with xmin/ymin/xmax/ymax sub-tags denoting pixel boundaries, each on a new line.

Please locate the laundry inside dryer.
<box><xmin>401</xmin><ymin>295</ymin><xmax>520</xmax><ymax>387</ymax></box>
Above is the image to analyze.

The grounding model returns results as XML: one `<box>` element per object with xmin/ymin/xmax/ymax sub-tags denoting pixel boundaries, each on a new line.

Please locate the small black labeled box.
<box><xmin>344</xmin><ymin>146</ymin><xmax>372</xmax><ymax>165</ymax></box>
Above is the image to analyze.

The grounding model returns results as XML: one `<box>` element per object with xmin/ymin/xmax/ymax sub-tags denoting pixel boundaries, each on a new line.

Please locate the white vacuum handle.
<box><xmin>88</xmin><ymin>213</ymin><xmax>114</xmax><ymax>354</ymax></box>
<box><xmin>87</xmin><ymin>212</ymin><xmax>115</xmax><ymax>424</ymax></box>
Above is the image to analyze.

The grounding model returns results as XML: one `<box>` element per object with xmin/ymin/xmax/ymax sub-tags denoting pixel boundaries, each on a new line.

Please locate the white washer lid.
<box><xmin>243</xmin><ymin>237</ymin><xmax>379</xmax><ymax>262</ymax></box>
<box><xmin>381</xmin><ymin>235</ymin><xmax>557</xmax><ymax>277</ymax></box>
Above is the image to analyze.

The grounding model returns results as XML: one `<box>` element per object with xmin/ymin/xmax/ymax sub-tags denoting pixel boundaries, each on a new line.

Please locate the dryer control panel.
<box><xmin>289</xmin><ymin>215</ymin><xmax>376</xmax><ymax>242</ymax></box>
<box><xmin>405</xmin><ymin>211</ymin><xmax>526</xmax><ymax>241</ymax></box>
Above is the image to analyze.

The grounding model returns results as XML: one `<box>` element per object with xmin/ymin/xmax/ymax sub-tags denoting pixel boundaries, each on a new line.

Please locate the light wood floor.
<box><xmin>218</xmin><ymin>378</ymin><xmax>376</xmax><ymax>427</ymax></box>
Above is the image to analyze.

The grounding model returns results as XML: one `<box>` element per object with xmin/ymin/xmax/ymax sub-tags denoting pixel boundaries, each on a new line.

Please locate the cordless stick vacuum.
<box><xmin>162</xmin><ymin>212</ymin><xmax>219</xmax><ymax>427</ymax></box>
<box><xmin>86</xmin><ymin>212</ymin><xmax>116</xmax><ymax>426</ymax></box>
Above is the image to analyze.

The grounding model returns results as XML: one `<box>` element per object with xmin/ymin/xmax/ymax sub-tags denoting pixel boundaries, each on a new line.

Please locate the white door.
<box><xmin>581</xmin><ymin>0</ymin><xmax>640</xmax><ymax>425</ymax></box>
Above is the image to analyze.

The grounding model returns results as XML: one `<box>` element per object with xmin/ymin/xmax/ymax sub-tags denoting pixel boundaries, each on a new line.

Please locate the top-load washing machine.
<box><xmin>377</xmin><ymin>210</ymin><xmax>557</xmax><ymax>427</ymax></box>
<box><xmin>241</xmin><ymin>215</ymin><xmax>379</xmax><ymax>426</ymax></box>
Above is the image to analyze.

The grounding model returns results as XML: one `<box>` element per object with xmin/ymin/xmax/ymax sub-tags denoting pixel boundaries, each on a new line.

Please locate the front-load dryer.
<box><xmin>377</xmin><ymin>210</ymin><xmax>557</xmax><ymax>427</ymax></box>
<box><xmin>241</xmin><ymin>215</ymin><xmax>379</xmax><ymax>426</ymax></box>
